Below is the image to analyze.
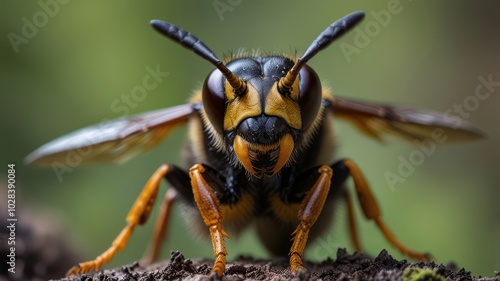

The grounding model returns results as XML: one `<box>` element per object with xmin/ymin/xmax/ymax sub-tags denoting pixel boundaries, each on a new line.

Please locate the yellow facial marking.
<box><xmin>233</xmin><ymin>133</ymin><xmax>294</xmax><ymax>177</ymax></box>
<box><xmin>264</xmin><ymin>80</ymin><xmax>301</xmax><ymax>129</ymax></box>
<box><xmin>224</xmin><ymin>82</ymin><xmax>261</xmax><ymax>131</ymax></box>
<box><xmin>233</xmin><ymin>135</ymin><xmax>257</xmax><ymax>175</ymax></box>
<box><xmin>271</xmin><ymin>133</ymin><xmax>294</xmax><ymax>175</ymax></box>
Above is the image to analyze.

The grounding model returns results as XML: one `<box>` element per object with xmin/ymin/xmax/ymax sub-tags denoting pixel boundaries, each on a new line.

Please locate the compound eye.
<box><xmin>298</xmin><ymin>66</ymin><xmax>322</xmax><ymax>130</ymax></box>
<box><xmin>202</xmin><ymin>69</ymin><xmax>226</xmax><ymax>134</ymax></box>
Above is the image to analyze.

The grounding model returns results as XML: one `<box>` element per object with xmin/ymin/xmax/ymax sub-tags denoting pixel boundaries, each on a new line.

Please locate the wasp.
<box><xmin>26</xmin><ymin>11</ymin><xmax>481</xmax><ymax>278</ymax></box>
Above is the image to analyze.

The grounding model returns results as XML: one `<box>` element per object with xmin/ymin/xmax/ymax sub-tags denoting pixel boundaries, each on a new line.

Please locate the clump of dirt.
<box><xmin>56</xmin><ymin>249</ymin><xmax>499</xmax><ymax>281</ymax></box>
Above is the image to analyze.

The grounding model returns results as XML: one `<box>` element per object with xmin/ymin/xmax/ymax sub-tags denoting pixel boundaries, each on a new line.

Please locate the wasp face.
<box><xmin>202</xmin><ymin>56</ymin><xmax>322</xmax><ymax>178</ymax></box>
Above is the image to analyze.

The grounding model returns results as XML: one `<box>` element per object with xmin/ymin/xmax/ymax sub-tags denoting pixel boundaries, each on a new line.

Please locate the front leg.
<box><xmin>189</xmin><ymin>163</ymin><xmax>230</xmax><ymax>278</ymax></box>
<box><xmin>289</xmin><ymin>165</ymin><xmax>333</xmax><ymax>275</ymax></box>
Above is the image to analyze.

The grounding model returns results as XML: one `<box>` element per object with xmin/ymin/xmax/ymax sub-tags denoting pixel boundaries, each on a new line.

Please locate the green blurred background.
<box><xmin>2</xmin><ymin>0</ymin><xmax>499</xmax><ymax>278</ymax></box>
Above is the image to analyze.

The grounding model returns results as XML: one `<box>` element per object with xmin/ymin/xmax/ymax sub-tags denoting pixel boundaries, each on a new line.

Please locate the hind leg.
<box><xmin>335</xmin><ymin>159</ymin><xmax>430</xmax><ymax>260</ymax></box>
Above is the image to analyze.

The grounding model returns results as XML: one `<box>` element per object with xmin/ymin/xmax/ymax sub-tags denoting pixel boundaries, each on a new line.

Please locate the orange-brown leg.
<box><xmin>67</xmin><ymin>164</ymin><xmax>170</xmax><ymax>276</ymax></box>
<box><xmin>142</xmin><ymin>188</ymin><xmax>178</xmax><ymax>264</ymax></box>
<box><xmin>344</xmin><ymin>190</ymin><xmax>362</xmax><ymax>252</ymax></box>
<box><xmin>343</xmin><ymin>159</ymin><xmax>430</xmax><ymax>260</ymax></box>
<box><xmin>289</xmin><ymin>165</ymin><xmax>333</xmax><ymax>275</ymax></box>
<box><xmin>189</xmin><ymin>164</ymin><xmax>229</xmax><ymax>278</ymax></box>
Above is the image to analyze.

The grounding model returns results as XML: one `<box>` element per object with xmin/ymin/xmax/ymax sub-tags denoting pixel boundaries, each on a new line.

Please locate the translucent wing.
<box><xmin>328</xmin><ymin>96</ymin><xmax>483</xmax><ymax>142</ymax></box>
<box><xmin>25</xmin><ymin>104</ymin><xmax>195</xmax><ymax>165</ymax></box>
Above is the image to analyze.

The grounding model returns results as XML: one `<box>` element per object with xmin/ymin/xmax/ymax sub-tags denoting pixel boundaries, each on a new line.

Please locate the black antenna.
<box><xmin>278</xmin><ymin>11</ymin><xmax>365</xmax><ymax>93</ymax></box>
<box><xmin>150</xmin><ymin>20</ymin><xmax>247</xmax><ymax>95</ymax></box>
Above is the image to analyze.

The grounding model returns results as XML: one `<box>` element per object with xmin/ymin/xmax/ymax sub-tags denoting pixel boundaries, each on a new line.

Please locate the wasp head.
<box><xmin>202</xmin><ymin>56</ymin><xmax>322</xmax><ymax>178</ymax></box>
